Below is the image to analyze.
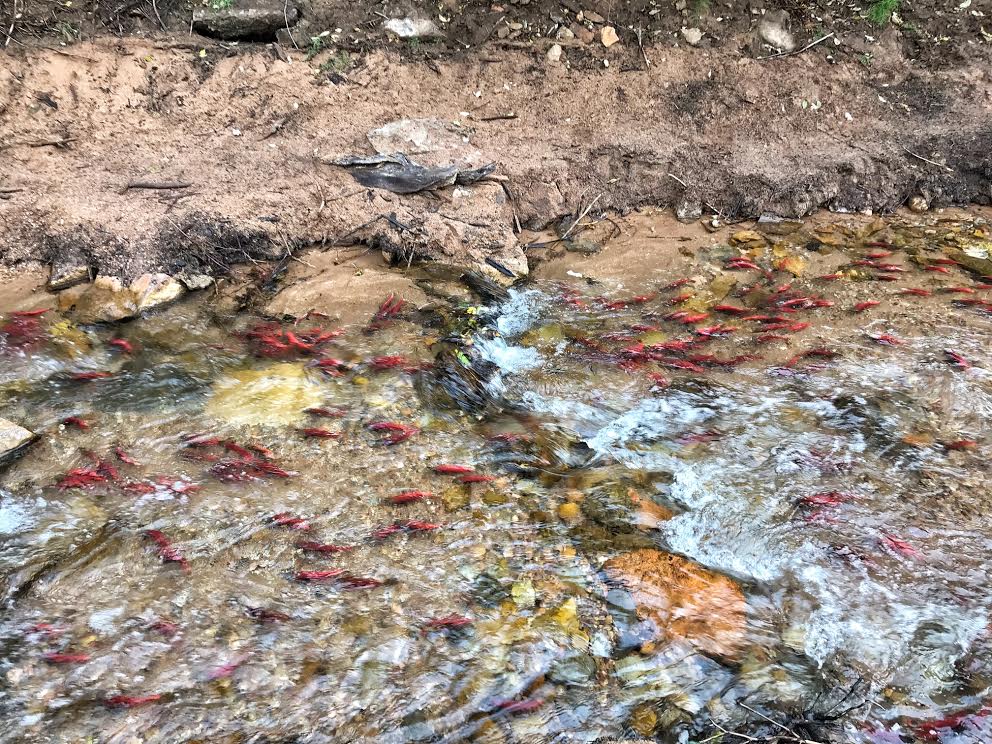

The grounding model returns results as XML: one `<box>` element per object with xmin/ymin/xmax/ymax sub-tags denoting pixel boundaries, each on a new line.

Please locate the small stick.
<box><xmin>637</xmin><ymin>26</ymin><xmax>650</xmax><ymax>67</ymax></box>
<box><xmin>902</xmin><ymin>146</ymin><xmax>953</xmax><ymax>172</ymax></box>
<box><xmin>0</xmin><ymin>187</ymin><xmax>24</xmax><ymax>193</ymax></box>
<box><xmin>560</xmin><ymin>193</ymin><xmax>602</xmax><ymax>240</ymax></box>
<box><xmin>284</xmin><ymin>0</ymin><xmax>299</xmax><ymax>49</ymax></box>
<box><xmin>479</xmin><ymin>112</ymin><xmax>517</xmax><ymax>122</ymax></box>
<box><xmin>668</xmin><ymin>173</ymin><xmax>688</xmax><ymax>188</ymax></box>
<box><xmin>151</xmin><ymin>0</ymin><xmax>166</xmax><ymax>31</ymax></box>
<box><xmin>120</xmin><ymin>180</ymin><xmax>193</xmax><ymax>194</ymax></box>
<box><xmin>758</xmin><ymin>32</ymin><xmax>834</xmax><ymax>61</ymax></box>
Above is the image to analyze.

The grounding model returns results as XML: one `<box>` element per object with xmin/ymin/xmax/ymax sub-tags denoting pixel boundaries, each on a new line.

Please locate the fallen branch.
<box><xmin>560</xmin><ymin>193</ymin><xmax>602</xmax><ymax>240</ymax></box>
<box><xmin>479</xmin><ymin>112</ymin><xmax>517</xmax><ymax>122</ymax></box>
<box><xmin>758</xmin><ymin>32</ymin><xmax>834</xmax><ymax>61</ymax></box>
<box><xmin>902</xmin><ymin>145</ymin><xmax>953</xmax><ymax>172</ymax></box>
<box><xmin>120</xmin><ymin>179</ymin><xmax>193</xmax><ymax>194</ymax></box>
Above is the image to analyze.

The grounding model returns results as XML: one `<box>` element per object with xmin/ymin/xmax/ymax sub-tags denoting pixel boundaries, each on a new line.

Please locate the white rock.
<box><xmin>546</xmin><ymin>43</ymin><xmax>563</xmax><ymax>62</ymax></box>
<box><xmin>383</xmin><ymin>17</ymin><xmax>441</xmax><ymax>38</ymax></box>
<box><xmin>601</xmin><ymin>25</ymin><xmax>619</xmax><ymax>47</ymax></box>
<box><xmin>758</xmin><ymin>10</ymin><xmax>795</xmax><ymax>51</ymax></box>
<box><xmin>0</xmin><ymin>418</ymin><xmax>35</xmax><ymax>466</ymax></box>
<box><xmin>681</xmin><ymin>27</ymin><xmax>703</xmax><ymax>45</ymax></box>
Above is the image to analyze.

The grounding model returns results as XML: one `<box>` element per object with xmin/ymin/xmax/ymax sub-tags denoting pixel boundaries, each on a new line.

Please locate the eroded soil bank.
<box><xmin>1</xmin><ymin>31</ymin><xmax>990</xmax><ymax>286</ymax></box>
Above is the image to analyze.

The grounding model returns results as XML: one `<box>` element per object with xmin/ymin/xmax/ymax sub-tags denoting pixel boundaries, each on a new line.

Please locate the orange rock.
<box><xmin>627</xmin><ymin>487</ymin><xmax>674</xmax><ymax>530</ymax></box>
<box><xmin>604</xmin><ymin>548</ymin><xmax>746</xmax><ymax>661</ymax></box>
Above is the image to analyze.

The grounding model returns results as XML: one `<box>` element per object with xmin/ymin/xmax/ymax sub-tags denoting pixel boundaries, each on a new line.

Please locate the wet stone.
<box><xmin>604</xmin><ymin>549</ymin><xmax>747</xmax><ymax>661</ymax></box>
<box><xmin>47</xmin><ymin>263</ymin><xmax>90</xmax><ymax>292</ymax></box>
<box><xmin>0</xmin><ymin>418</ymin><xmax>36</xmax><ymax>467</ymax></box>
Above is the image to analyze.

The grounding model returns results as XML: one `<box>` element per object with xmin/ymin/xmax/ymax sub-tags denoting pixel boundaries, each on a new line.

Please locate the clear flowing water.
<box><xmin>2</xmin><ymin>220</ymin><xmax>992</xmax><ymax>743</ymax></box>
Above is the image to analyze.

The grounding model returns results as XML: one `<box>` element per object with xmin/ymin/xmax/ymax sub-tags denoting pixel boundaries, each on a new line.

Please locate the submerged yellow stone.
<box><xmin>205</xmin><ymin>362</ymin><xmax>326</xmax><ymax>425</ymax></box>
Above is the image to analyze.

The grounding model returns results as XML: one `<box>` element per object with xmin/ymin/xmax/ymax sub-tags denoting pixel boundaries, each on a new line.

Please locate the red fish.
<box><xmin>249</xmin><ymin>443</ymin><xmax>275</xmax><ymax>459</ymax></box>
<box><xmin>899</xmin><ymin>288</ymin><xmax>932</xmax><ymax>297</ymax></box>
<box><xmin>754</xmin><ymin>333</ymin><xmax>790</xmax><ymax>343</ymax></box>
<box><xmin>668</xmin><ymin>292</ymin><xmax>693</xmax><ymax>305</ymax></box>
<box><xmin>870</xmin><ymin>334</ymin><xmax>904</xmax><ymax>346</ymax></box>
<box><xmin>368</xmin><ymin>422</ymin><xmax>419</xmax><ymax>445</ymax></box>
<box><xmin>144</xmin><ymin>529</ymin><xmax>190</xmax><ymax>572</ymax></box>
<box><xmin>122</xmin><ymin>480</ymin><xmax>156</xmax><ymax>495</ymax></box>
<box><xmin>56</xmin><ymin>467</ymin><xmax>107</xmax><ymax>490</ymax></box>
<box><xmin>296</xmin><ymin>541</ymin><xmax>353</xmax><ymax>553</ymax></box>
<box><xmin>11</xmin><ymin>308</ymin><xmax>48</xmax><ymax>317</ymax></box>
<box><xmin>370</xmin><ymin>355</ymin><xmax>409</xmax><ymax>370</ymax></box>
<box><xmin>679</xmin><ymin>313</ymin><xmax>709</xmax><ymax>324</ymax></box>
<box><xmin>944</xmin><ymin>349</ymin><xmax>971</xmax><ymax>369</ymax></box>
<box><xmin>207</xmin><ymin>656</ymin><xmax>247</xmax><ymax>681</ymax></box>
<box><xmin>925</xmin><ymin>265</ymin><xmax>950</xmax><ymax>274</ymax></box>
<box><xmin>251</xmin><ymin>460</ymin><xmax>294</xmax><ymax>478</ymax></box>
<box><xmin>284</xmin><ymin>330</ymin><xmax>314</xmax><ymax>352</ymax></box>
<box><xmin>299</xmin><ymin>427</ymin><xmax>341</xmax><ymax>439</ymax></box>
<box><xmin>387</xmin><ymin>490</ymin><xmax>433</xmax><ymax>504</ymax></box>
<box><xmin>371</xmin><ymin>523</ymin><xmax>404</xmax><ymax>540</ymax></box>
<box><xmin>434</xmin><ymin>464</ymin><xmax>475</xmax><ymax>475</ymax></box>
<box><xmin>44</xmin><ymin>652</ymin><xmax>91</xmax><ymax>664</ymax></box>
<box><xmin>62</xmin><ymin>416</ymin><xmax>89</xmax><ymax>429</ymax></box>
<box><xmin>220</xmin><ymin>440</ymin><xmax>254</xmax><ymax>459</ymax></box>
<box><xmin>492</xmin><ymin>698</ymin><xmax>544</xmax><ymax>714</ymax></box>
<box><xmin>799</xmin><ymin>491</ymin><xmax>855</xmax><ymax>507</ymax></box>
<box><xmin>114</xmin><ymin>446</ymin><xmax>140</xmax><ymax>465</ymax></box>
<box><xmin>943</xmin><ymin>439</ymin><xmax>977</xmax><ymax>451</ymax></box>
<box><xmin>405</xmin><ymin>520</ymin><xmax>443</xmax><ymax>531</ymax></box>
<box><xmin>632</xmin><ymin>294</ymin><xmax>655</xmax><ymax>303</ymax></box>
<box><xmin>648</xmin><ymin>372</ymin><xmax>670</xmax><ymax>388</ymax></box>
<box><xmin>726</xmin><ymin>259</ymin><xmax>760</xmax><ymax>271</ymax></box>
<box><xmin>712</xmin><ymin>304</ymin><xmax>747</xmax><ymax>315</ymax></box>
<box><xmin>246</xmin><ymin>607</ymin><xmax>291</xmax><ymax>623</ymax></box>
<box><xmin>70</xmin><ymin>371</ymin><xmax>112</xmax><ymax>381</ymax></box>
<box><xmin>367</xmin><ymin>293</ymin><xmax>406</xmax><ymax>331</ymax></box>
<box><xmin>105</xmin><ymin>694</ymin><xmax>162</xmax><ymax>708</ymax></box>
<box><xmin>459</xmin><ymin>474</ymin><xmax>495</xmax><ymax>484</ymax></box>
<box><xmin>665</xmin><ymin>278</ymin><xmax>693</xmax><ymax>289</ymax></box>
<box><xmin>150</xmin><ymin>620</ymin><xmax>180</xmax><ymax>637</ymax></box>
<box><xmin>269</xmin><ymin>512</ymin><xmax>311</xmax><ymax>530</ymax></box>
<box><xmin>295</xmin><ymin>569</ymin><xmax>346</xmax><ymax>581</ymax></box>
<box><xmin>853</xmin><ymin>301</ymin><xmax>881</xmax><ymax>312</ymax></box>
<box><xmin>695</xmin><ymin>324</ymin><xmax>737</xmax><ymax>337</ymax></box>
<box><xmin>875</xmin><ymin>264</ymin><xmax>906</xmax><ymax>273</ymax></box>
<box><xmin>108</xmin><ymin>338</ymin><xmax>133</xmax><ymax>353</ymax></box>
<box><xmin>338</xmin><ymin>575</ymin><xmax>384</xmax><ymax>589</ymax></box>
<box><xmin>881</xmin><ymin>532</ymin><xmax>923</xmax><ymax>559</ymax></box>
<box><xmin>943</xmin><ymin>286</ymin><xmax>977</xmax><ymax>295</ymax></box>
<box><xmin>423</xmin><ymin>614</ymin><xmax>473</xmax><ymax>632</ymax></box>
<box><xmin>865</xmin><ymin>249</ymin><xmax>893</xmax><ymax>258</ymax></box>
<box><xmin>816</xmin><ymin>273</ymin><xmax>843</xmax><ymax>281</ymax></box>
<box><xmin>304</xmin><ymin>407</ymin><xmax>347</xmax><ymax>418</ymax></box>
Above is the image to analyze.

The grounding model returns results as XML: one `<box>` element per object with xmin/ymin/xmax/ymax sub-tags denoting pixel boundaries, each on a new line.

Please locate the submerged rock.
<box><xmin>0</xmin><ymin>418</ymin><xmax>37</xmax><ymax>467</ymax></box>
<box><xmin>205</xmin><ymin>362</ymin><xmax>325</xmax><ymax>426</ymax></box>
<box><xmin>58</xmin><ymin>274</ymin><xmax>185</xmax><ymax>323</ymax></box>
<box><xmin>192</xmin><ymin>0</ymin><xmax>298</xmax><ymax>41</ymax></box>
<box><xmin>603</xmin><ymin>549</ymin><xmax>747</xmax><ymax>661</ymax></box>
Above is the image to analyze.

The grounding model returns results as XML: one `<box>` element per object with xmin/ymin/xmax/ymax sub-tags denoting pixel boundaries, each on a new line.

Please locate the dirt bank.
<box><xmin>0</xmin><ymin>27</ymin><xmax>990</xmax><ymax>285</ymax></box>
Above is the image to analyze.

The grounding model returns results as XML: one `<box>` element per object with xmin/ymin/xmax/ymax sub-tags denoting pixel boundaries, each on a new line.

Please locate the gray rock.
<box><xmin>48</xmin><ymin>263</ymin><xmax>90</xmax><ymax>292</ymax></box>
<box><xmin>675</xmin><ymin>193</ymin><xmax>703</xmax><ymax>223</ymax></box>
<box><xmin>192</xmin><ymin>0</ymin><xmax>298</xmax><ymax>41</ymax></box>
<box><xmin>58</xmin><ymin>273</ymin><xmax>185</xmax><ymax>323</ymax></box>
<box><xmin>176</xmin><ymin>271</ymin><xmax>215</xmax><ymax>291</ymax></box>
<box><xmin>383</xmin><ymin>17</ymin><xmax>441</xmax><ymax>38</ymax></box>
<box><xmin>0</xmin><ymin>418</ymin><xmax>37</xmax><ymax>468</ymax></box>
<box><xmin>758</xmin><ymin>10</ymin><xmax>795</xmax><ymax>52</ymax></box>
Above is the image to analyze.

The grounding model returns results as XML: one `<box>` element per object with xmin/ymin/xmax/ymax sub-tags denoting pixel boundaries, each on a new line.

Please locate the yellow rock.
<box><xmin>773</xmin><ymin>255</ymin><xmax>806</xmax><ymax>276</ymax></box>
<box><xmin>730</xmin><ymin>230</ymin><xmax>766</xmax><ymax>245</ymax></box>
<box><xmin>630</xmin><ymin>705</ymin><xmax>658</xmax><ymax>736</ymax></box>
<box><xmin>205</xmin><ymin>362</ymin><xmax>325</xmax><ymax>426</ymax></box>
<box><xmin>557</xmin><ymin>502</ymin><xmax>582</xmax><ymax>524</ymax></box>
<box><xmin>604</xmin><ymin>548</ymin><xmax>747</xmax><ymax>661</ymax></box>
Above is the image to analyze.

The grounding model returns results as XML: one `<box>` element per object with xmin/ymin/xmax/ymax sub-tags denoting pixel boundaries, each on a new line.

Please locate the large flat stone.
<box><xmin>0</xmin><ymin>418</ymin><xmax>37</xmax><ymax>468</ymax></box>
